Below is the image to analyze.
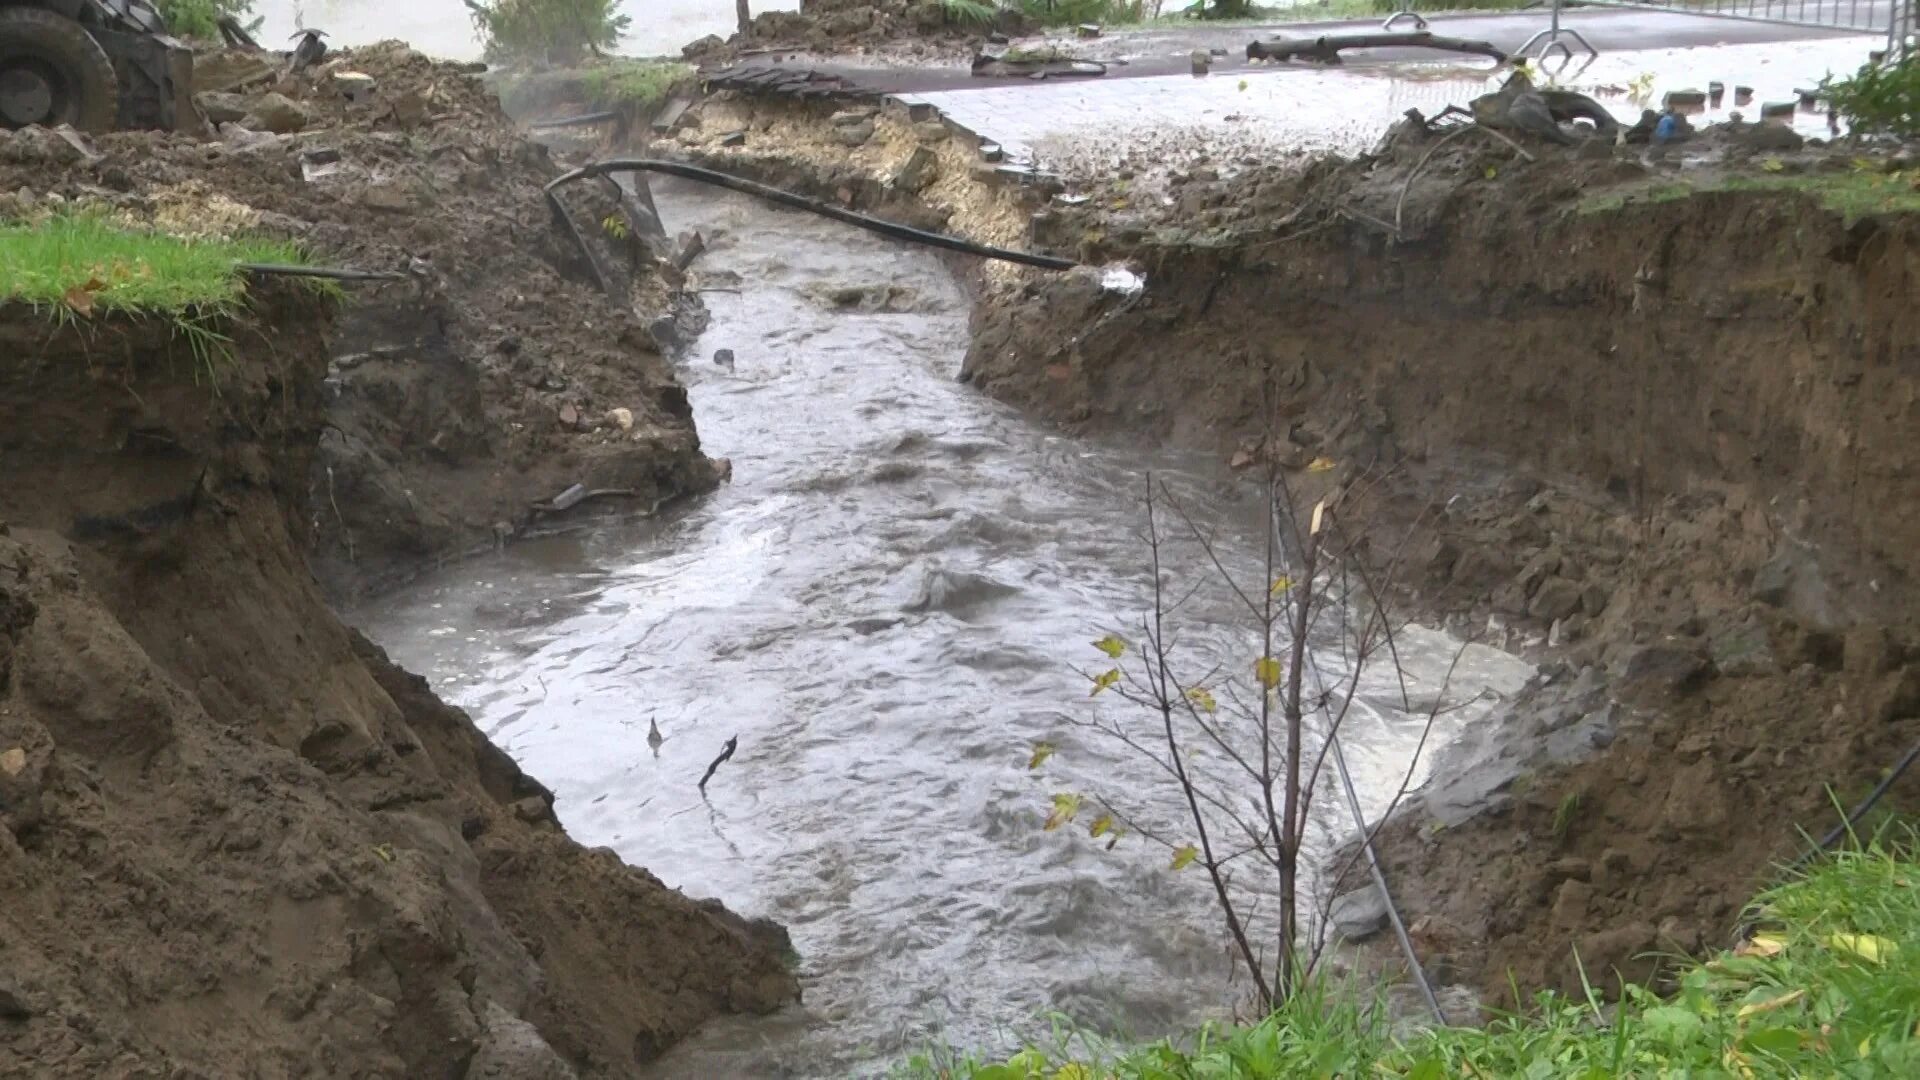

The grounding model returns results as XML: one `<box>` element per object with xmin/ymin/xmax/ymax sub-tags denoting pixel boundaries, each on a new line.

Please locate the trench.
<box><xmin>351</xmin><ymin>183</ymin><xmax>1534</xmax><ymax>1075</ymax></box>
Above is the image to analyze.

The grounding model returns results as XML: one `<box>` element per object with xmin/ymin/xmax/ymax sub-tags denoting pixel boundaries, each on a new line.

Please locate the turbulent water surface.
<box><xmin>353</xmin><ymin>184</ymin><xmax>1532</xmax><ymax>1076</ymax></box>
<box><xmin>254</xmin><ymin>0</ymin><xmax>798</xmax><ymax>61</ymax></box>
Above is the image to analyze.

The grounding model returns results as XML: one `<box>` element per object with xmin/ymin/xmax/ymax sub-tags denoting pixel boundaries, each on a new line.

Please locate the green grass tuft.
<box><xmin>1580</xmin><ymin>170</ymin><xmax>1920</xmax><ymax>223</ymax></box>
<box><xmin>581</xmin><ymin>60</ymin><xmax>691</xmax><ymax>109</ymax></box>
<box><xmin>898</xmin><ymin>829</ymin><xmax>1920</xmax><ymax>1078</ymax></box>
<box><xmin>0</xmin><ymin>213</ymin><xmax>311</xmax><ymax>318</ymax></box>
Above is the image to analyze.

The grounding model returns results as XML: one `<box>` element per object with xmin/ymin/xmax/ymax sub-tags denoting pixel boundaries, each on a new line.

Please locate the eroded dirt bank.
<box><xmin>3</xmin><ymin>43</ymin><xmax>724</xmax><ymax>602</ymax></box>
<box><xmin>0</xmin><ymin>290</ymin><xmax>796</xmax><ymax>1074</ymax></box>
<box><xmin>964</xmin><ymin>133</ymin><xmax>1920</xmax><ymax>999</ymax></box>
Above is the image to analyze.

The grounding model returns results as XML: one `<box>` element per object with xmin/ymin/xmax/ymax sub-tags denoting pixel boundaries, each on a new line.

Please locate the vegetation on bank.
<box><xmin>1824</xmin><ymin>52</ymin><xmax>1920</xmax><ymax>139</ymax></box>
<box><xmin>581</xmin><ymin>59</ymin><xmax>692</xmax><ymax>109</ymax></box>
<box><xmin>466</xmin><ymin>0</ymin><xmax>628</xmax><ymax>62</ymax></box>
<box><xmin>1580</xmin><ymin>167</ymin><xmax>1920</xmax><ymax>223</ymax></box>
<box><xmin>897</xmin><ymin>833</ymin><xmax>1920</xmax><ymax>1078</ymax></box>
<box><xmin>0</xmin><ymin>213</ymin><xmax>314</xmax><ymax>318</ymax></box>
<box><xmin>155</xmin><ymin>0</ymin><xmax>255</xmax><ymax>42</ymax></box>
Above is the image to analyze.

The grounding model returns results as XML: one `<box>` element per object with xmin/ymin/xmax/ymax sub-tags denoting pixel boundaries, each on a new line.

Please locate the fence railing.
<box><xmin>1379</xmin><ymin>0</ymin><xmax>1914</xmax><ymax>63</ymax></box>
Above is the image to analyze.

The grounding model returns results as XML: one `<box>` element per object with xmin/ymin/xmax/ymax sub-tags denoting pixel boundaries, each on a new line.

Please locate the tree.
<box><xmin>737</xmin><ymin>0</ymin><xmax>753</xmax><ymax>36</ymax></box>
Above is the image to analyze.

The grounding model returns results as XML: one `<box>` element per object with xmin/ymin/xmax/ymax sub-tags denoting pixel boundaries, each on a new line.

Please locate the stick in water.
<box><xmin>698</xmin><ymin>736</ymin><xmax>739</xmax><ymax>794</ymax></box>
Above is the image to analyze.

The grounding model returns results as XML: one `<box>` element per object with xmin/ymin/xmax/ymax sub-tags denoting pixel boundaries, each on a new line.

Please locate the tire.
<box><xmin>0</xmin><ymin>8</ymin><xmax>120</xmax><ymax>132</ymax></box>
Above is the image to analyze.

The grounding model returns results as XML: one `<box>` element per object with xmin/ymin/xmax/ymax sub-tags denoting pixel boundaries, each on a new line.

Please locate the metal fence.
<box><xmin>1510</xmin><ymin>0</ymin><xmax>1917</xmax><ymax>62</ymax></box>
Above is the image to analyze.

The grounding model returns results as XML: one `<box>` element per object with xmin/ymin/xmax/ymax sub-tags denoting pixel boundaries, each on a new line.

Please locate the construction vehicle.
<box><xmin>0</xmin><ymin>0</ymin><xmax>196</xmax><ymax>132</ymax></box>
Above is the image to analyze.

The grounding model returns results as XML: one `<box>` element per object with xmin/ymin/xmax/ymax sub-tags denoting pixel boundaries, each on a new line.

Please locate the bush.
<box><xmin>1824</xmin><ymin>53</ymin><xmax>1920</xmax><ymax>138</ymax></box>
<box><xmin>581</xmin><ymin>60</ymin><xmax>690</xmax><ymax>109</ymax></box>
<box><xmin>466</xmin><ymin>0</ymin><xmax>629</xmax><ymax>63</ymax></box>
<box><xmin>155</xmin><ymin>0</ymin><xmax>255</xmax><ymax>41</ymax></box>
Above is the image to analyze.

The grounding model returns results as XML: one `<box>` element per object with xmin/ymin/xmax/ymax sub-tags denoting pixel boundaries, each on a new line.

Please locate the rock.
<box><xmin>1329</xmin><ymin>884</ymin><xmax>1389</xmax><ymax>941</ymax></box>
<box><xmin>0</xmin><ymin>746</ymin><xmax>23</xmax><ymax>775</ymax></box>
<box><xmin>198</xmin><ymin>91</ymin><xmax>251</xmax><ymax>124</ymax></box>
<box><xmin>1709</xmin><ymin>620</ymin><xmax>1776</xmax><ymax>677</ymax></box>
<box><xmin>1759</xmin><ymin>101</ymin><xmax>1797</xmax><ymax>120</ymax></box>
<box><xmin>192</xmin><ymin>49</ymin><xmax>276</xmax><ymax>93</ymax></box>
<box><xmin>1548</xmin><ymin>857</ymin><xmax>1591</xmax><ymax>882</ymax></box>
<box><xmin>719</xmin><ymin>130</ymin><xmax>747</xmax><ymax>147</ymax></box>
<box><xmin>833</xmin><ymin>120</ymin><xmax>876</xmax><ymax>147</ymax></box>
<box><xmin>681</xmin><ymin>33</ymin><xmax>725</xmax><ymax>59</ymax></box>
<box><xmin>606</xmin><ymin>407</ymin><xmax>634</xmax><ymax>431</ymax></box>
<box><xmin>911</xmin><ymin>120</ymin><xmax>950</xmax><ymax>144</ymax></box>
<box><xmin>389</xmin><ymin>89</ymin><xmax>429</xmax><ymax>127</ymax></box>
<box><xmin>1622</xmin><ymin>643</ymin><xmax>1709</xmax><ymax>693</ymax></box>
<box><xmin>1663</xmin><ymin>89</ymin><xmax>1706</xmax><ymax>108</ymax></box>
<box><xmin>1076</xmin><ymin>23</ymin><xmax>1101</xmax><ymax>38</ymax></box>
<box><xmin>359</xmin><ymin>181</ymin><xmax>421</xmax><ymax>213</ymax></box>
<box><xmin>712</xmin><ymin>349</ymin><xmax>736</xmax><ymax>371</ymax></box>
<box><xmin>0</xmin><ymin>125</ymin><xmax>84</xmax><ymax>166</ymax></box>
<box><xmin>1733</xmin><ymin>123</ymin><xmax>1804</xmax><ymax>151</ymax></box>
<box><xmin>893</xmin><ymin>146</ymin><xmax>940</xmax><ymax>193</ymax></box>
<box><xmin>332</xmin><ymin>71</ymin><xmax>377</xmax><ymax>104</ymax></box>
<box><xmin>829</xmin><ymin>107</ymin><xmax>879</xmax><ymax>127</ymax></box>
<box><xmin>512</xmin><ymin>796</ymin><xmax>551</xmax><ymax>824</ymax></box>
<box><xmin>0</xmin><ymin>979</ymin><xmax>30</xmax><ymax>1020</ymax></box>
<box><xmin>1550</xmin><ymin>878</ymin><xmax>1593</xmax><ymax>928</ymax></box>
<box><xmin>1581</xmin><ymin>583</ymin><xmax>1610</xmax><ymax>617</ymax></box>
<box><xmin>979</xmin><ymin>141</ymin><xmax>1004</xmax><ymax>163</ymax></box>
<box><xmin>466</xmin><ymin>1002</ymin><xmax>576</xmax><ymax>1079</ymax></box>
<box><xmin>1529</xmin><ymin>577</ymin><xmax>1584</xmax><ymax>623</ymax></box>
<box><xmin>557</xmin><ymin>403</ymin><xmax>579</xmax><ymax>429</ymax></box>
<box><xmin>240</xmin><ymin>92</ymin><xmax>310</xmax><ymax>134</ymax></box>
<box><xmin>1190</xmin><ymin>49</ymin><xmax>1211</xmax><ymax>76</ymax></box>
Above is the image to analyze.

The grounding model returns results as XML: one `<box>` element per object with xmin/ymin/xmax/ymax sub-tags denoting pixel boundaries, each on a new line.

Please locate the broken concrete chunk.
<box><xmin>198</xmin><ymin>91</ymin><xmax>251</xmax><ymax>124</ymax></box>
<box><xmin>911</xmin><ymin>120</ymin><xmax>950</xmax><ymax>144</ymax></box>
<box><xmin>978</xmin><ymin>141</ymin><xmax>1004</xmax><ymax>162</ymax></box>
<box><xmin>1076</xmin><ymin>24</ymin><xmax>1101</xmax><ymax>39</ymax></box>
<box><xmin>333</xmin><ymin>71</ymin><xmax>377</xmax><ymax>103</ymax></box>
<box><xmin>0</xmin><ymin>979</ymin><xmax>31</xmax><ymax>1020</ymax></box>
<box><xmin>1329</xmin><ymin>885</ymin><xmax>1390</xmax><ymax>941</ymax></box>
<box><xmin>719</xmin><ymin>130</ymin><xmax>747</xmax><ymax>147</ymax></box>
<box><xmin>1663</xmin><ymin>89</ymin><xmax>1706</xmax><ymax>109</ymax></box>
<box><xmin>833</xmin><ymin>120</ymin><xmax>876</xmax><ymax>147</ymax></box>
<box><xmin>240</xmin><ymin>92</ymin><xmax>310</xmax><ymax>134</ymax></box>
<box><xmin>1759</xmin><ymin>101</ymin><xmax>1796</xmax><ymax>120</ymax></box>
<box><xmin>192</xmin><ymin>50</ymin><xmax>276</xmax><ymax>93</ymax></box>
<box><xmin>607</xmin><ymin>407</ymin><xmax>635</xmax><ymax>431</ymax></box>
<box><xmin>893</xmin><ymin>146</ymin><xmax>940</xmax><ymax>193</ymax></box>
<box><xmin>829</xmin><ymin>107</ymin><xmax>879</xmax><ymax>126</ymax></box>
<box><xmin>359</xmin><ymin>181</ymin><xmax>421</xmax><ymax>213</ymax></box>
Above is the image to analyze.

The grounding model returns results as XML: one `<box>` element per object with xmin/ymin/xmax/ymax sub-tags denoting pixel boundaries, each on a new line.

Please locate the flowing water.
<box><xmin>352</xmin><ymin>184</ymin><xmax>1533</xmax><ymax>1076</ymax></box>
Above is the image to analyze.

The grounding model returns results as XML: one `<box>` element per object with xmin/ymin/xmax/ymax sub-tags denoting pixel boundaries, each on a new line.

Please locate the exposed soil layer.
<box><xmin>0</xmin><ymin>294</ymin><xmax>796</xmax><ymax>1075</ymax></box>
<box><xmin>958</xmin><ymin>127</ymin><xmax>1920</xmax><ymax>1000</ymax></box>
<box><xmin>2</xmin><ymin>42</ymin><xmax>723</xmax><ymax>602</ymax></box>
<box><xmin>684</xmin><ymin>0</ymin><xmax>1019</xmax><ymax>62</ymax></box>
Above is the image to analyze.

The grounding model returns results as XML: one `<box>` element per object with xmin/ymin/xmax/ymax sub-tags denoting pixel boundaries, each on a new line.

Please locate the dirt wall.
<box><xmin>963</xmin><ymin>150</ymin><xmax>1920</xmax><ymax>1000</ymax></box>
<box><xmin>0</xmin><ymin>296</ymin><xmax>796</xmax><ymax>1075</ymax></box>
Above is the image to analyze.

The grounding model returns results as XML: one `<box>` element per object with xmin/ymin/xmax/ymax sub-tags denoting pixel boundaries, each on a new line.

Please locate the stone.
<box><xmin>681</xmin><ymin>33</ymin><xmax>725</xmax><ymax>58</ymax></box>
<box><xmin>606</xmin><ymin>407</ymin><xmax>635</xmax><ymax>431</ymax></box>
<box><xmin>198</xmin><ymin>91</ymin><xmax>251</xmax><ymax>124</ymax></box>
<box><xmin>1623</xmin><ymin>643</ymin><xmax>1708</xmax><ymax>692</ymax></box>
<box><xmin>332</xmin><ymin>71</ymin><xmax>377</xmax><ymax>104</ymax></box>
<box><xmin>240</xmin><ymin>92</ymin><xmax>310</xmax><ymax>134</ymax></box>
<box><xmin>1550</xmin><ymin>878</ymin><xmax>1593</xmax><ymax>928</ymax></box>
<box><xmin>1076</xmin><ymin>24</ymin><xmax>1101</xmax><ymax>38</ymax></box>
<box><xmin>0</xmin><ymin>979</ymin><xmax>31</xmax><ymax>1020</ymax></box>
<box><xmin>1581</xmin><ymin>583</ymin><xmax>1610</xmax><ymax>617</ymax></box>
<box><xmin>465</xmin><ymin>1002</ymin><xmax>574</xmax><ymax>1079</ymax></box>
<box><xmin>912</xmin><ymin>120</ymin><xmax>950</xmax><ymax>144</ymax></box>
<box><xmin>1709</xmin><ymin>621</ymin><xmax>1776</xmax><ymax>677</ymax></box>
<box><xmin>1328</xmin><ymin>884</ymin><xmax>1390</xmax><ymax>941</ymax></box>
<box><xmin>829</xmin><ymin>108</ymin><xmax>879</xmax><ymax>127</ymax></box>
<box><xmin>1663</xmin><ymin>89</ymin><xmax>1707</xmax><ymax>109</ymax></box>
<box><xmin>1759</xmin><ymin>101</ymin><xmax>1796</xmax><ymax>120</ymax></box>
<box><xmin>0</xmin><ymin>125</ymin><xmax>84</xmax><ymax>166</ymax></box>
<box><xmin>1734</xmin><ymin>123</ymin><xmax>1804</xmax><ymax>151</ymax></box>
<box><xmin>512</xmin><ymin>796</ymin><xmax>550</xmax><ymax>824</ymax></box>
<box><xmin>1190</xmin><ymin>49</ymin><xmax>1211</xmax><ymax>76</ymax></box>
<box><xmin>833</xmin><ymin>120</ymin><xmax>876</xmax><ymax>147</ymax></box>
<box><xmin>0</xmin><ymin>746</ymin><xmax>23</xmax><ymax>776</ymax></box>
<box><xmin>893</xmin><ymin>146</ymin><xmax>940</xmax><ymax>193</ymax></box>
<box><xmin>719</xmin><ymin>130</ymin><xmax>747</xmax><ymax>147</ymax></box>
<box><xmin>192</xmin><ymin>50</ymin><xmax>276</xmax><ymax>93</ymax></box>
<box><xmin>359</xmin><ymin>181</ymin><xmax>421</xmax><ymax>213</ymax></box>
<box><xmin>557</xmin><ymin>403</ymin><xmax>579</xmax><ymax>429</ymax></box>
<box><xmin>1529</xmin><ymin>577</ymin><xmax>1584</xmax><ymax>623</ymax></box>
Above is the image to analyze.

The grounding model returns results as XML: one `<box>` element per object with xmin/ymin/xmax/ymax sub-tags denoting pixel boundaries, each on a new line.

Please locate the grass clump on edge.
<box><xmin>896</xmin><ymin>831</ymin><xmax>1920</xmax><ymax>1078</ymax></box>
<box><xmin>1580</xmin><ymin>169</ymin><xmax>1920</xmax><ymax>223</ymax></box>
<box><xmin>0</xmin><ymin>213</ymin><xmax>312</xmax><ymax>319</ymax></box>
<box><xmin>580</xmin><ymin>59</ymin><xmax>691</xmax><ymax>110</ymax></box>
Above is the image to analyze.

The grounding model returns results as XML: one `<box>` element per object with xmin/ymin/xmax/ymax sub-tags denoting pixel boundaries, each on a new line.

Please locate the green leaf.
<box><xmin>1092</xmin><ymin>633</ymin><xmax>1127</xmax><ymax>658</ymax></box>
<box><xmin>1089</xmin><ymin>668</ymin><xmax>1120</xmax><ymax>696</ymax></box>
<box><xmin>1641</xmin><ymin>1004</ymin><xmax>1703</xmax><ymax>1044</ymax></box>
<box><xmin>1088</xmin><ymin>813</ymin><xmax>1113</xmax><ymax>838</ymax></box>
<box><xmin>1044</xmin><ymin>793</ymin><xmax>1081</xmax><ymax>831</ymax></box>
<box><xmin>1253</xmin><ymin>657</ymin><xmax>1282</xmax><ymax>689</ymax></box>
<box><xmin>1170</xmin><ymin>843</ymin><xmax>1199</xmax><ymax>870</ymax></box>
<box><xmin>1027</xmin><ymin>742</ymin><xmax>1056</xmax><ymax>770</ymax></box>
<box><xmin>1405</xmin><ymin>1058</ymin><xmax>1447</xmax><ymax>1080</ymax></box>
<box><xmin>1741</xmin><ymin>1026</ymin><xmax>1804</xmax><ymax>1057</ymax></box>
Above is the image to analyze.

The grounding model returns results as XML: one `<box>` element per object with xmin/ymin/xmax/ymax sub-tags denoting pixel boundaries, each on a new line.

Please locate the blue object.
<box><xmin>1654</xmin><ymin>113</ymin><xmax>1679</xmax><ymax>144</ymax></box>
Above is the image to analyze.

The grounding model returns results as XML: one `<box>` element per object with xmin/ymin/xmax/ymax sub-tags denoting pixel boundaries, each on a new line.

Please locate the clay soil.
<box><xmin>686</xmin><ymin>0</ymin><xmax>1018</xmax><ymax>62</ymax></box>
<box><xmin>2</xmin><ymin>42</ymin><xmax>726</xmax><ymax>602</ymax></box>
<box><xmin>958</xmin><ymin>125</ymin><xmax>1920</xmax><ymax>1002</ymax></box>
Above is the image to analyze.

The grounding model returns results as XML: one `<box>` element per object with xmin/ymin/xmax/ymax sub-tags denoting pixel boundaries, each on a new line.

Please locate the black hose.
<box><xmin>1804</xmin><ymin>737</ymin><xmax>1920</xmax><ymax>865</ymax></box>
<box><xmin>544</xmin><ymin>158</ymin><xmax>1078</xmax><ymax>272</ymax></box>
<box><xmin>238</xmin><ymin>263</ymin><xmax>409</xmax><ymax>282</ymax></box>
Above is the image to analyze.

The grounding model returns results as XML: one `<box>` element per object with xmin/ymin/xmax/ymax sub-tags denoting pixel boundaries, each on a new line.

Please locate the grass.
<box><xmin>896</xmin><ymin>830</ymin><xmax>1920</xmax><ymax>1078</ymax></box>
<box><xmin>1580</xmin><ymin>170</ymin><xmax>1920</xmax><ymax>223</ymax></box>
<box><xmin>580</xmin><ymin>59</ymin><xmax>691</xmax><ymax>109</ymax></box>
<box><xmin>0</xmin><ymin>213</ymin><xmax>313</xmax><ymax>318</ymax></box>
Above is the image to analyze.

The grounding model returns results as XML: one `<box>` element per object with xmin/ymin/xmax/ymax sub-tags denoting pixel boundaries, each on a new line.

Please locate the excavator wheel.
<box><xmin>0</xmin><ymin>6</ymin><xmax>120</xmax><ymax>131</ymax></box>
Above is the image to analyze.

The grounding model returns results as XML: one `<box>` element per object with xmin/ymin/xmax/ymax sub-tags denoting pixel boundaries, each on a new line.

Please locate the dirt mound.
<box><xmin>1</xmin><ymin>41</ymin><xmax>723</xmax><ymax>600</ymax></box>
<box><xmin>687</xmin><ymin>0</ymin><xmax>1019</xmax><ymax>62</ymax></box>
<box><xmin>963</xmin><ymin>127</ymin><xmax>1920</xmax><ymax>1000</ymax></box>
<box><xmin>0</xmin><ymin>294</ymin><xmax>796</xmax><ymax>1075</ymax></box>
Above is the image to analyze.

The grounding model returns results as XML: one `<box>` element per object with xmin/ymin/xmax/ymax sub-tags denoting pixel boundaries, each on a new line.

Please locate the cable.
<box><xmin>237</xmin><ymin>263</ymin><xmax>408</xmax><ymax>282</ymax></box>
<box><xmin>543</xmin><ymin>158</ymin><xmax>1078</xmax><ymax>271</ymax></box>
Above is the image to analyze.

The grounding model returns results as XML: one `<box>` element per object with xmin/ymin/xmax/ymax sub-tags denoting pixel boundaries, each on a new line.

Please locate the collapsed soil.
<box><xmin>685</xmin><ymin>0</ymin><xmax>1020</xmax><ymax>63</ymax></box>
<box><xmin>2</xmin><ymin>41</ymin><xmax>724</xmax><ymax>602</ymax></box>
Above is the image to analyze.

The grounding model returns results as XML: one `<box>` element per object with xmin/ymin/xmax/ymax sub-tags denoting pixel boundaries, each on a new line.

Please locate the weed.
<box><xmin>467</xmin><ymin>0</ymin><xmax>628</xmax><ymax>63</ymax></box>
<box><xmin>580</xmin><ymin>59</ymin><xmax>690</xmax><ymax>109</ymax></box>
<box><xmin>156</xmin><ymin>0</ymin><xmax>256</xmax><ymax>41</ymax></box>
<box><xmin>940</xmin><ymin>0</ymin><xmax>999</xmax><ymax>27</ymax></box>
<box><xmin>1552</xmin><ymin>790</ymin><xmax>1581</xmax><ymax>840</ymax></box>
<box><xmin>898</xmin><ymin>829</ymin><xmax>1920</xmax><ymax>1077</ymax></box>
<box><xmin>1824</xmin><ymin>53</ymin><xmax>1920</xmax><ymax>138</ymax></box>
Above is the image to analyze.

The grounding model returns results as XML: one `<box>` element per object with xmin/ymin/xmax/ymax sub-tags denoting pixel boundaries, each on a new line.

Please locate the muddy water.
<box><xmin>353</xmin><ymin>184</ymin><xmax>1532</xmax><ymax>1076</ymax></box>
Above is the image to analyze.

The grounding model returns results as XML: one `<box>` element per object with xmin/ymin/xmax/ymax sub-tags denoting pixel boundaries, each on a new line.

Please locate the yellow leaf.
<box><xmin>1044</xmin><ymin>793</ymin><xmax>1081</xmax><ymax>831</ymax></box>
<box><xmin>1027</xmin><ymin>742</ymin><xmax>1056</xmax><ymax>770</ymax></box>
<box><xmin>1269</xmin><ymin>575</ymin><xmax>1293</xmax><ymax>595</ymax></box>
<box><xmin>1054</xmin><ymin>1065</ymin><xmax>1095</xmax><ymax>1080</ymax></box>
<box><xmin>1762</xmin><ymin>158</ymin><xmax>1786</xmax><ymax>173</ymax></box>
<box><xmin>1089</xmin><ymin>668</ymin><xmax>1120</xmax><ymax>697</ymax></box>
<box><xmin>1310</xmin><ymin>499</ymin><xmax>1328</xmax><ymax>536</ymax></box>
<box><xmin>1253</xmin><ymin>656</ymin><xmax>1282</xmax><ymax>689</ymax></box>
<box><xmin>1735</xmin><ymin>987</ymin><xmax>1805</xmax><ymax>1018</ymax></box>
<box><xmin>62</xmin><ymin>283</ymin><xmax>96</xmax><ymax>318</ymax></box>
<box><xmin>1859</xmin><ymin>1035</ymin><xmax>1872</xmax><ymax>1058</ymax></box>
<box><xmin>1237</xmin><ymin>79</ymin><xmax>1248</xmax><ymax>92</ymax></box>
<box><xmin>1741</xmin><ymin>933</ymin><xmax>1789</xmax><ymax>957</ymax></box>
<box><xmin>1170</xmin><ymin>843</ymin><xmax>1199</xmax><ymax>871</ymax></box>
<box><xmin>1185</xmin><ymin>686</ymin><xmax>1217</xmax><ymax>713</ymax></box>
<box><xmin>1088</xmin><ymin>814</ymin><xmax>1113</xmax><ymax>838</ymax></box>
<box><xmin>1829</xmin><ymin>933</ymin><xmax>1896</xmax><ymax>963</ymax></box>
<box><xmin>1484</xmin><ymin>165</ymin><xmax>1498</xmax><ymax>180</ymax></box>
<box><xmin>1305</xmin><ymin>456</ymin><xmax>1336</xmax><ymax>473</ymax></box>
<box><xmin>372</xmin><ymin>843</ymin><xmax>395</xmax><ymax>862</ymax></box>
<box><xmin>1092</xmin><ymin>633</ymin><xmax>1127</xmax><ymax>658</ymax></box>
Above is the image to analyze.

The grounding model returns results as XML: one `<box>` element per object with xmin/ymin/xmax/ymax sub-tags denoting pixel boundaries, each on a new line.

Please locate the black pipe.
<box><xmin>238</xmin><ymin>263</ymin><xmax>408</xmax><ymax>282</ymax></box>
<box><xmin>544</xmin><ymin>158</ymin><xmax>1078</xmax><ymax>272</ymax></box>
